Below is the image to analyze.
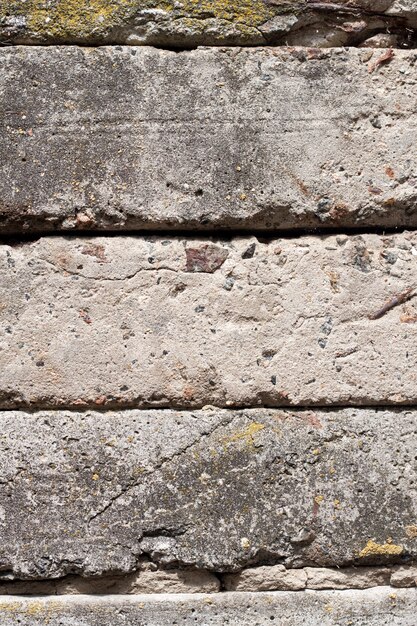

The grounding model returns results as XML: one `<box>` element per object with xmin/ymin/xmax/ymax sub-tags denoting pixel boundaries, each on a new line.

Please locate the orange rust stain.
<box><xmin>182</xmin><ymin>385</ymin><xmax>195</xmax><ymax>401</ymax></box>
<box><xmin>79</xmin><ymin>309</ymin><xmax>92</xmax><ymax>324</ymax></box>
<box><xmin>81</xmin><ymin>243</ymin><xmax>108</xmax><ymax>263</ymax></box>
<box><xmin>304</xmin><ymin>411</ymin><xmax>323</xmax><ymax>429</ymax></box>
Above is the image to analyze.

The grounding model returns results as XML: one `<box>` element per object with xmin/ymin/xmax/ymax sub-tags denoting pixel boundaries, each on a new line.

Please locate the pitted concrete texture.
<box><xmin>0</xmin><ymin>408</ymin><xmax>415</xmax><ymax>578</ymax></box>
<box><xmin>2</xmin><ymin>234</ymin><xmax>417</xmax><ymax>408</ymax></box>
<box><xmin>1</xmin><ymin>46</ymin><xmax>417</xmax><ymax>233</ymax></box>
<box><xmin>1</xmin><ymin>1</ymin><xmax>417</xmax><ymax>46</ymax></box>
<box><xmin>0</xmin><ymin>590</ymin><xmax>415</xmax><ymax>625</ymax></box>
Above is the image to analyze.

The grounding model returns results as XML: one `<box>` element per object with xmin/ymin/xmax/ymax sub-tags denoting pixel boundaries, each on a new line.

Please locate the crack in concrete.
<box><xmin>36</xmin><ymin>257</ymin><xmax>179</xmax><ymax>281</ymax></box>
<box><xmin>87</xmin><ymin>413</ymin><xmax>237</xmax><ymax>525</ymax></box>
<box><xmin>3</xmin><ymin>225</ymin><xmax>417</xmax><ymax>245</ymax></box>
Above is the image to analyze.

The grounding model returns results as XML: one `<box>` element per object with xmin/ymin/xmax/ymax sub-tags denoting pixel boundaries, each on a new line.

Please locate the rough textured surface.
<box><xmin>0</xmin><ymin>566</ymin><xmax>416</xmax><ymax>594</ymax></box>
<box><xmin>0</xmin><ymin>570</ymin><xmax>218</xmax><ymax>596</ymax></box>
<box><xmin>0</xmin><ymin>408</ymin><xmax>415</xmax><ymax>578</ymax></box>
<box><xmin>0</xmin><ymin>590</ymin><xmax>415</xmax><ymax>625</ymax></box>
<box><xmin>391</xmin><ymin>565</ymin><xmax>417</xmax><ymax>586</ymax></box>
<box><xmin>223</xmin><ymin>565</ymin><xmax>393</xmax><ymax>591</ymax></box>
<box><xmin>1</xmin><ymin>46</ymin><xmax>417</xmax><ymax>233</ymax></box>
<box><xmin>305</xmin><ymin>566</ymin><xmax>391</xmax><ymax>589</ymax></box>
<box><xmin>2</xmin><ymin>234</ymin><xmax>417</xmax><ymax>408</ymax></box>
<box><xmin>1</xmin><ymin>1</ymin><xmax>417</xmax><ymax>46</ymax></box>
<box><xmin>0</xmin><ymin>565</ymin><xmax>220</xmax><ymax>595</ymax></box>
<box><xmin>3</xmin><ymin>565</ymin><xmax>415</xmax><ymax>594</ymax></box>
<box><xmin>223</xmin><ymin>565</ymin><xmax>308</xmax><ymax>591</ymax></box>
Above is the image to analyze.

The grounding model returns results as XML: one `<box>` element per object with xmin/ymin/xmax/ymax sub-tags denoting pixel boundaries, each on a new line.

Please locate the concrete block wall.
<box><xmin>1</xmin><ymin>1</ymin><xmax>417</xmax><ymax>623</ymax></box>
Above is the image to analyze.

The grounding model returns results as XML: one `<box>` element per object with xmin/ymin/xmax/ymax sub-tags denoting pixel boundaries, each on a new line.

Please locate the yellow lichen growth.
<box><xmin>1</xmin><ymin>0</ymin><xmax>300</xmax><ymax>39</ymax></box>
<box><xmin>0</xmin><ymin>602</ymin><xmax>21</xmax><ymax>614</ymax></box>
<box><xmin>0</xmin><ymin>600</ymin><xmax>61</xmax><ymax>618</ymax></box>
<box><xmin>157</xmin><ymin>0</ymin><xmax>276</xmax><ymax>26</ymax></box>
<box><xmin>26</xmin><ymin>602</ymin><xmax>45</xmax><ymax>616</ymax></box>
<box><xmin>29</xmin><ymin>0</ymin><xmax>132</xmax><ymax>36</ymax></box>
<box><xmin>405</xmin><ymin>524</ymin><xmax>417</xmax><ymax>539</ymax></box>
<box><xmin>2</xmin><ymin>0</ymin><xmax>134</xmax><ymax>40</ymax></box>
<box><xmin>314</xmin><ymin>495</ymin><xmax>324</xmax><ymax>505</ymax></box>
<box><xmin>241</xmin><ymin>536</ymin><xmax>251</xmax><ymax>549</ymax></box>
<box><xmin>223</xmin><ymin>422</ymin><xmax>265</xmax><ymax>449</ymax></box>
<box><xmin>358</xmin><ymin>539</ymin><xmax>403</xmax><ymax>559</ymax></box>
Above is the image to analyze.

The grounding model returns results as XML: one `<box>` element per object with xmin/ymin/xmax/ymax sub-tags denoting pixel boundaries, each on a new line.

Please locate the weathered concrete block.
<box><xmin>0</xmin><ymin>565</ymin><xmax>220</xmax><ymax>595</ymax></box>
<box><xmin>305</xmin><ymin>566</ymin><xmax>391</xmax><ymax>589</ymax></box>
<box><xmin>223</xmin><ymin>565</ymin><xmax>394</xmax><ymax>591</ymax></box>
<box><xmin>1</xmin><ymin>234</ymin><xmax>417</xmax><ymax>408</ymax></box>
<box><xmin>1</xmin><ymin>1</ymin><xmax>416</xmax><ymax>46</ymax></box>
<box><xmin>223</xmin><ymin>565</ymin><xmax>307</xmax><ymax>591</ymax></box>
<box><xmin>0</xmin><ymin>408</ymin><xmax>415</xmax><ymax>578</ymax></box>
<box><xmin>0</xmin><ymin>590</ymin><xmax>415</xmax><ymax>625</ymax></box>
<box><xmin>1</xmin><ymin>46</ymin><xmax>417</xmax><ymax>233</ymax></box>
<box><xmin>390</xmin><ymin>565</ymin><xmax>417</xmax><ymax>587</ymax></box>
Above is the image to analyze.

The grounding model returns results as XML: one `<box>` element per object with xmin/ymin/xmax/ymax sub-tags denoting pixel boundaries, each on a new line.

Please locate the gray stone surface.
<box><xmin>0</xmin><ymin>408</ymin><xmax>415</xmax><ymax>578</ymax></box>
<box><xmin>2</xmin><ymin>234</ymin><xmax>417</xmax><ymax>408</ymax></box>
<box><xmin>0</xmin><ymin>590</ymin><xmax>415</xmax><ymax>625</ymax></box>
<box><xmin>1</xmin><ymin>46</ymin><xmax>417</xmax><ymax>233</ymax></box>
<box><xmin>1</xmin><ymin>1</ymin><xmax>417</xmax><ymax>46</ymax></box>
